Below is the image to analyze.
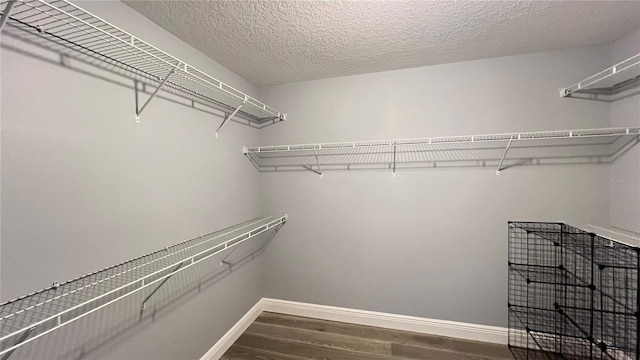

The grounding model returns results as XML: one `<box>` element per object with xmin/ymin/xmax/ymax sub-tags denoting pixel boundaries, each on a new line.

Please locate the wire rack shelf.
<box><xmin>0</xmin><ymin>0</ymin><xmax>286</xmax><ymax>129</ymax></box>
<box><xmin>0</xmin><ymin>215</ymin><xmax>287</xmax><ymax>357</ymax></box>
<box><xmin>561</xmin><ymin>53</ymin><xmax>640</xmax><ymax>98</ymax></box>
<box><xmin>243</xmin><ymin>126</ymin><xmax>640</xmax><ymax>175</ymax></box>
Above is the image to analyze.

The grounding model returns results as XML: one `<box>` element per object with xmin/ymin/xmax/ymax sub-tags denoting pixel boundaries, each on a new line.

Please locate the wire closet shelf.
<box><xmin>243</xmin><ymin>126</ymin><xmax>640</xmax><ymax>175</ymax></box>
<box><xmin>0</xmin><ymin>215</ymin><xmax>287</xmax><ymax>357</ymax></box>
<box><xmin>0</xmin><ymin>0</ymin><xmax>286</xmax><ymax>129</ymax></box>
<box><xmin>561</xmin><ymin>52</ymin><xmax>640</xmax><ymax>98</ymax></box>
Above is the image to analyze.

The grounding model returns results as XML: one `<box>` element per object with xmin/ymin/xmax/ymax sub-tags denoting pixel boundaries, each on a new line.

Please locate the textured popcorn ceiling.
<box><xmin>123</xmin><ymin>1</ymin><xmax>640</xmax><ymax>87</ymax></box>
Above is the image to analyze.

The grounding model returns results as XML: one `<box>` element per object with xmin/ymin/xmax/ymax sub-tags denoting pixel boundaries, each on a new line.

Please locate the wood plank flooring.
<box><xmin>221</xmin><ymin>312</ymin><xmax>512</xmax><ymax>360</ymax></box>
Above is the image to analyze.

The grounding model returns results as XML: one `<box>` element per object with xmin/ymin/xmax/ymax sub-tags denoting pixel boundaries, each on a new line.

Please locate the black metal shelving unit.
<box><xmin>508</xmin><ymin>222</ymin><xmax>639</xmax><ymax>360</ymax></box>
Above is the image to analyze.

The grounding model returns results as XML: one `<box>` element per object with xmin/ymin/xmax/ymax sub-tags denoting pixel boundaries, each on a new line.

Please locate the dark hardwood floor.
<box><xmin>221</xmin><ymin>312</ymin><xmax>512</xmax><ymax>359</ymax></box>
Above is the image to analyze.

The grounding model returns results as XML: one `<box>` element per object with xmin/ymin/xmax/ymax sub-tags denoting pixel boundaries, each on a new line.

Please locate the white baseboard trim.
<box><xmin>199</xmin><ymin>300</ymin><xmax>265</xmax><ymax>360</ymax></box>
<box><xmin>200</xmin><ymin>297</ymin><xmax>508</xmax><ymax>360</ymax></box>
<box><xmin>261</xmin><ymin>298</ymin><xmax>507</xmax><ymax>345</ymax></box>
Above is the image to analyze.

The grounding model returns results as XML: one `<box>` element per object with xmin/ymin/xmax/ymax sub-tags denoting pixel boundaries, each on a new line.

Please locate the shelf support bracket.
<box><xmin>216</xmin><ymin>99</ymin><xmax>247</xmax><ymax>138</ymax></box>
<box><xmin>496</xmin><ymin>137</ymin><xmax>514</xmax><ymax>175</ymax></box>
<box><xmin>302</xmin><ymin>165</ymin><xmax>321</xmax><ymax>175</ymax></box>
<box><xmin>253</xmin><ymin>222</ymin><xmax>283</xmax><ymax>256</ymax></box>
<box><xmin>313</xmin><ymin>148</ymin><xmax>323</xmax><ymax>178</ymax></box>
<box><xmin>135</xmin><ymin>66</ymin><xmax>176</xmax><ymax>123</ymax></box>
<box><xmin>392</xmin><ymin>143</ymin><xmax>397</xmax><ymax>177</ymax></box>
<box><xmin>0</xmin><ymin>0</ymin><xmax>17</xmax><ymax>31</ymax></box>
<box><xmin>140</xmin><ymin>262</ymin><xmax>184</xmax><ymax>315</ymax></box>
<box><xmin>220</xmin><ymin>222</ymin><xmax>283</xmax><ymax>270</ymax></box>
<box><xmin>220</xmin><ymin>242</ymin><xmax>241</xmax><ymax>269</ymax></box>
<box><xmin>244</xmin><ymin>151</ymin><xmax>263</xmax><ymax>172</ymax></box>
<box><xmin>1</xmin><ymin>327</ymin><xmax>35</xmax><ymax>360</ymax></box>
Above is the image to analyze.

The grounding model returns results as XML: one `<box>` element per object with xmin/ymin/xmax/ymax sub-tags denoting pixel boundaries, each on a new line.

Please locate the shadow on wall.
<box><xmin>3</xmin><ymin>227</ymin><xmax>279</xmax><ymax>360</ymax></box>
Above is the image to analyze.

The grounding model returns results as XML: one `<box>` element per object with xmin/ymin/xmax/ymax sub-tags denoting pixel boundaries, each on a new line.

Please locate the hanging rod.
<box><xmin>243</xmin><ymin>126</ymin><xmax>640</xmax><ymax>175</ymax></box>
<box><xmin>0</xmin><ymin>215</ymin><xmax>287</xmax><ymax>357</ymax></box>
<box><xmin>560</xmin><ymin>53</ymin><xmax>640</xmax><ymax>98</ymax></box>
<box><xmin>0</xmin><ymin>0</ymin><xmax>286</xmax><ymax>129</ymax></box>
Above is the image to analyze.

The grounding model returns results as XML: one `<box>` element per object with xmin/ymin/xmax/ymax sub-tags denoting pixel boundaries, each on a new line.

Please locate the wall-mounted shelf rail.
<box><xmin>0</xmin><ymin>0</ymin><xmax>286</xmax><ymax>131</ymax></box>
<box><xmin>560</xmin><ymin>53</ymin><xmax>640</xmax><ymax>98</ymax></box>
<box><xmin>244</xmin><ymin>127</ymin><xmax>640</xmax><ymax>176</ymax></box>
<box><xmin>0</xmin><ymin>215</ymin><xmax>287</xmax><ymax>358</ymax></box>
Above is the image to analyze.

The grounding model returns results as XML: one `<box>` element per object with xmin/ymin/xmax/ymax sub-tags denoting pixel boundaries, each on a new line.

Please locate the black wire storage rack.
<box><xmin>508</xmin><ymin>222</ymin><xmax>639</xmax><ymax>360</ymax></box>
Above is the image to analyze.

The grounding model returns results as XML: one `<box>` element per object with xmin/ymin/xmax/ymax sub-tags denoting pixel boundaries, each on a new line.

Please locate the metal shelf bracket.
<box><xmin>1</xmin><ymin>327</ymin><xmax>34</xmax><ymax>360</ymax></box>
<box><xmin>392</xmin><ymin>142</ymin><xmax>397</xmax><ymax>177</ymax></box>
<box><xmin>302</xmin><ymin>165</ymin><xmax>321</xmax><ymax>175</ymax></box>
<box><xmin>496</xmin><ymin>137</ymin><xmax>514</xmax><ymax>175</ymax></box>
<box><xmin>313</xmin><ymin>148</ymin><xmax>323</xmax><ymax>178</ymax></box>
<box><xmin>135</xmin><ymin>65</ymin><xmax>177</xmax><ymax>123</ymax></box>
<box><xmin>216</xmin><ymin>99</ymin><xmax>247</xmax><ymax>138</ymax></box>
<box><xmin>0</xmin><ymin>0</ymin><xmax>16</xmax><ymax>31</ymax></box>
<box><xmin>139</xmin><ymin>262</ymin><xmax>184</xmax><ymax>316</ymax></box>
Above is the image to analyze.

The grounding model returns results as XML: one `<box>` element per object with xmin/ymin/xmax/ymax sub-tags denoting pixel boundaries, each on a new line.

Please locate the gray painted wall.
<box><xmin>1</xmin><ymin>1</ymin><xmax>265</xmax><ymax>359</ymax></box>
<box><xmin>609</xmin><ymin>28</ymin><xmax>640</xmax><ymax>233</ymax></box>
<box><xmin>258</xmin><ymin>46</ymin><xmax>614</xmax><ymax>328</ymax></box>
<box><xmin>1</xmin><ymin>0</ymin><xmax>638</xmax><ymax>358</ymax></box>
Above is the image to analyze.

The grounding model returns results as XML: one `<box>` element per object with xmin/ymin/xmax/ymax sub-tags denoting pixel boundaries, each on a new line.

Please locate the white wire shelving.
<box><xmin>581</xmin><ymin>224</ymin><xmax>640</xmax><ymax>249</ymax></box>
<box><xmin>560</xmin><ymin>53</ymin><xmax>640</xmax><ymax>98</ymax></box>
<box><xmin>0</xmin><ymin>215</ymin><xmax>287</xmax><ymax>358</ymax></box>
<box><xmin>243</xmin><ymin>127</ymin><xmax>640</xmax><ymax>176</ymax></box>
<box><xmin>0</xmin><ymin>0</ymin><xmax>286</xmax><ymax>133</ymax></box>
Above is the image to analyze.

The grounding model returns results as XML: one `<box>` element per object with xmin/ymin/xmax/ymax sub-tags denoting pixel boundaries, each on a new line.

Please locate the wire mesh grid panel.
<box><xmin>508</xmin><ymin>222</ymin><xmax>639</xmax><ymax>360</ymax></box>
<box><xmin>592</xmin><ymin>235</ymin><xmax>639</xmax><ymax>359</ymax></box>
<box><xmin>0</xmin><ymin>0</ymin><xmax>285</xmax><ymax>124</ymax></box>
<box><xmin>0</xmin><ymin>215</ymin><xmax>287</xmax><ymax>357</ymax></box>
